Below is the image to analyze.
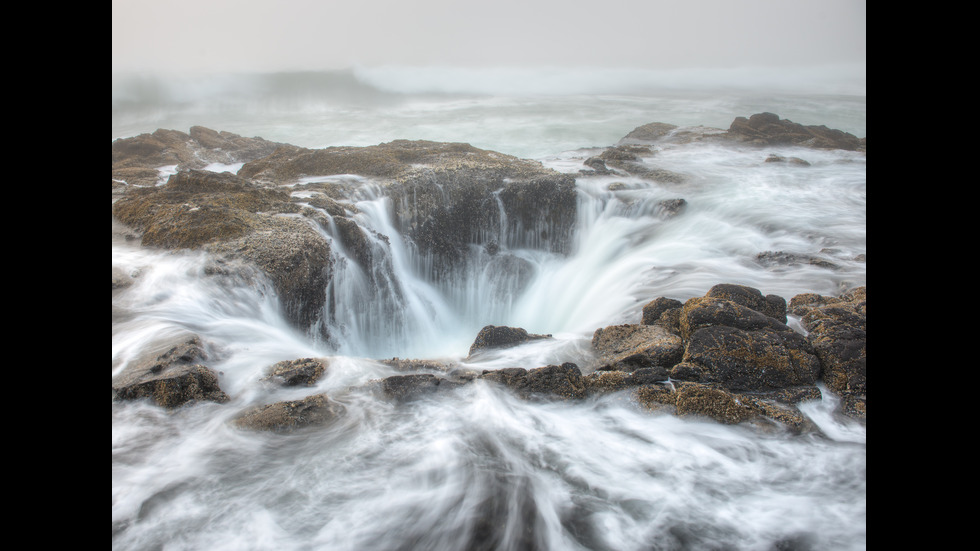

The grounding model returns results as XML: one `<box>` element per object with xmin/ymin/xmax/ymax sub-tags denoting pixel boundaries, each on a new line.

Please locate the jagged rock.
<box><xmin>583</xmin><ymin>367</ymin><xmax>668</xmax><ymax>394</ymax></box>
<box><xmin>468</xmin><ymin>325</ymin><xmax>551</xmax><ymax>357</ymax></box>
<box><xmin>111</xmin><ymin>127</ymin><xmax>285</xmax><ymax>187</ymax></box>
<box><xmin>641</xmin><ymin>297</ymin><xmax>683</xmax><ymax>326</ymax></box>
<box><xmin>112</xmin><ymin>337</ymin><xmax>229</xmax><ymax>408</ymax></box>
<box><xmin>725</xmin><ymin>112</ymin><xmax>864</xmax><ymax>151</ymax></box>
<box><xmin>679</xmin><ymin>325</ymin><xmax>821</xmax><ymax>391</ymax></box>
<box><xmin>671</xmin><ymin>286</ymin><xmax>821</xmax><ymax>392</ymax></box>
<box><xmin>112</xmin><ymin>170</ymin><xmax>333</xmax><ymax>336</ymax></box>
<box><xmin>791</xmin><ymin>287</ymin><xmax>866</xmax><ymax>399</ymax></box>
<box><xmin>478</xmin><ymin>363</ymin><xmax>586</xmax><ymax>400</ymax></box>
<box><xmin>619</xmin><ymin>122</ymin><xmax>678</xmax><ymax>143</ymax></box>
<box><xmin>264</xmin><ymin>358</ymin><xmax>329</xmax><ymax>386</ymax></box>
<box><xmin>704</xmin><ymin>283</ymin><xmax>787</xmax><ymax>324</ymax></box>
<box><xmin>239</xmin><ymin>139</ymin><xmax>578</xmax><ymax>269</ymax></box>
<box><xmin>233</xmin><ymin>394</ymin><xmax>344</xmax><ymax>432</ymax></box>
<box><xmin>591</xmin><ymin>324</ymin><xmax>684</xmax><ymax>371</ymax></box>
<box><xmin>635</xmin><ymin>382</ymin><xmax>819</xmax><ymax>431</ymax></box>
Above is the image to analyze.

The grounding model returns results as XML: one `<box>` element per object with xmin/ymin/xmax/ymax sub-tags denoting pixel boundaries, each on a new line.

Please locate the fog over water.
<box><xmin>113</xmin><ymin>2</ymin><xmax>865</xmax><ymax>550</ymax></box>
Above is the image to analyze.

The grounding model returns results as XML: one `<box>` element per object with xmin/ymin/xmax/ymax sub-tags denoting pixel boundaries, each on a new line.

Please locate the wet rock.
<box><xmin>641</xmin><ymin>297</ymin><xmax>683</xmax><ymax>325</ymax></box>
<box><xmin>380</xmin><ymin>374</ymin><xmax>464</xmax><ymax>402</ymax></box>
<box><xmin>725</xmin><ymin>112</ymin><xmax>864</xmax><ymax>151</ymax></box>
<box><xmin>479</xmin><ymin>363</ymin><xmax>586</xmax><ymax>400</ymax></box>
<box><xmin>680</xmin><ymin>325</ymin><xmax>821</xmax><ymax>391</ymax></box>
<box><xmin>756</xmin><ymin>250</ymin><xmax>841</xmax><ymax>271</ymax></box>
<box><xmin>791</xmin><ymin>287</ymin><xmax>866</xmax><ymax>399</ymax></box>
<box><xmin>619</xmin><ymin>122</ymin><xmax>678</xmax><ymax>143</ymax></box>
<box><xmin>764</xmin><ymin>153</ymin><xmax>811</xmax><ymax>166</ymax></box>
<box><xmin>591</xmin><ymin>324</ymin><xmax>684</xmax><ymax>371</ymax></box>
<box><xmin>656</xmin><ymin>198</ymin><xmax>688</xmax><ymax>219</ymax></box>
<box><xmin>468</xmin><ymin>325</ymin><xmax>551</xmax><ymax>357</ymax></box>
<box><xmin>583</xmin><ymin>367</ymin><xmax>669</xmax><ymax>394</ymax></box>
<box><xmin>112</xmin><ymin>337</ymin><xmax>229</xmax><ymax>408</ymax></box>
<box><xmin>233</xmin><ymin>394</ymin><xmax>344</xmax><ymax>432</ymax></box>
<box><xmin>704</xmin><ymin>283</ymin><xmax>787</xmax><ymax>324</ymax></box>
<box><xmin>111</xmin><ymin>127</ymin><xmax>285</xmax><ymax>187</ymax></box>
<box><xmin>264</xmin><ymin>358</ymin><xmax>329</xmax><ymax>387</ymax></box>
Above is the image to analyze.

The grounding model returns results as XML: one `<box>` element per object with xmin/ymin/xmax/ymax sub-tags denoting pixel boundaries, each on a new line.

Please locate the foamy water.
<box><xmin>112</xmin><ymin>67</ymin><xmax>866</xmax><ymax>550</ymax></box>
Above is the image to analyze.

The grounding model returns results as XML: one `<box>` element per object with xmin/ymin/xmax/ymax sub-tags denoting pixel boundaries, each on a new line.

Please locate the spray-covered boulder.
<box><xmin>478</xmin><ymin>363</ymin><xmax>587</xmax><ymax>400</ymax></box>
<box><xmin>790</xmin><ymin>287</ymin><xmax>866</xmax><ymax>419</ymax></box>
<box><xmin>590</xmin><ymin>324</ymin><xmax>683</xmax><ymax>371</ymax></box>
<box><xmin>112</xmin><ymin>336</ymin><xmax>229</xmax><ymax>408</ymax></box>
<box><xmin>111</xmin><ymin>169</ymin><xmax>333</xmax><ymax>337</ymax></box>
<box><xmin>467</xmin><ymin>325</ymin><xmax>552</xmax><ymax>357</ymax></box>
<box><xmin>233</xmin><ymin>394</ymin><xmax>345</xmax><ymax>433</ymax></box>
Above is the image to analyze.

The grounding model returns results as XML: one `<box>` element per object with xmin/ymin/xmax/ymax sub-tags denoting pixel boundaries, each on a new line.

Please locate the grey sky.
<box><xmin>112</xmin><ymin>0</ymin><xmax>866</xmax><ymax>75</ymax></box>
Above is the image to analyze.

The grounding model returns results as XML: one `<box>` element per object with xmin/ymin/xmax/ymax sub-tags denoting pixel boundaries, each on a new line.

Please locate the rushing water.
<box><xmin>112</xmin><ymin>67</ymin><xmax>866</xmax><ymax>550</ymax></box>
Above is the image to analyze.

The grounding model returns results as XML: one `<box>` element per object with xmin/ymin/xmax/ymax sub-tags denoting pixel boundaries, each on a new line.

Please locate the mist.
<box><xmin>112</xmin><ymin>0</ymin><xmax>866</xmax><ymax>80</ymax></box>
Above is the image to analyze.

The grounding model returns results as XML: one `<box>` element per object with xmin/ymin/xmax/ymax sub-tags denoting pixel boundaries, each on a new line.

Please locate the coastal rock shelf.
<box><xmin>112</xmin><ymin>113</ymin><xmax>866</xmax><ymax>432</ymax></box>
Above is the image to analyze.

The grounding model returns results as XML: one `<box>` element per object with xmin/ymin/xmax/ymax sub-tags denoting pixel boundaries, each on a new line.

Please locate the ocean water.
<box><xmin>112</xmin><ymin>66</ymin><xmax>866</xmax><ymax>550</ymax></box>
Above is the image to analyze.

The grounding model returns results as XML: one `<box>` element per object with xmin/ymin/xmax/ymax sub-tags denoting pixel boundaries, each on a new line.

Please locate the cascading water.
<box><xmin>112</xmin><ymin>71</ymin><xmax>866</xmax><ymax>551</ymax></box>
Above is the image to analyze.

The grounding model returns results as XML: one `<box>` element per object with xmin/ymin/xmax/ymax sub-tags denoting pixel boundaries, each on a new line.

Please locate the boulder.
<box><xmin>703</xmin><ymin>283</ymin><xmax>787</xmax><ymax>324</ymax></box>
<box><xmin>264</xmin><ymin>358</ymin><xmax>329</xmax><ymax>386</ymax></box>
<box><xmin>725</xmin><ymin>112</ymin><xmax>864</xmax><ymax>151</ymax></box>
<box><xmin>641</xmin><ymin>297</ymin><xmax>683</xmax><ymax>326</ymax></box>
<box><xmin>233</xmin><ymin>394</ymin><xmax>344</xmax><ymax>432</ymax></box>
<box><xmin>112</xmin><ymin>336</ymin><xmax>229</xmax><ymax>408</ymax></box>
<box><xmin>791</xmin><ymin>287</ymin><xmax>866</xmax><ymax>401</ymax></box>
<box><xmin>379</xmin><ymin>374</ymin><xmax>465</xmax><ymax>402</ymax></box>
<box><xmin>478</xmin><ymin>363</ymin><xmax>587</xmax><ymax>400</ymax></box>
<box><xmin>679</xmin><ymin>325</ymin><xmax>821</xmax><ymax>391</ymax></box>
<box><xmin>591</xmin><ymin>324</ymin><xmax>683</xmax><ymax>371</ymax></box>
<box><xmin>468</xmin><ymin>325</ymin><xmax>551</xmax><ymax>357</ymax></box>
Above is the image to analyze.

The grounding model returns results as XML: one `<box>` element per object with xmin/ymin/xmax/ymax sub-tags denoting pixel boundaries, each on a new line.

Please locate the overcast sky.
<box><xmin>112</xmin><ymin>0</ymin><xmax>865</xmax><ymax>75</ymax></box>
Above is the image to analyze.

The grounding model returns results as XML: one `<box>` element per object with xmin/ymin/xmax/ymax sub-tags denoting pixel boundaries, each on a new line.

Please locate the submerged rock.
<box><xmin>233</xmin><ymin>394</ymin><xmax>344</xmax><ymax>432</ymax></box>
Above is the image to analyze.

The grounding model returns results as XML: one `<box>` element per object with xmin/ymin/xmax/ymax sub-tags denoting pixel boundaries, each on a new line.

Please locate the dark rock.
<box><xmin>726</xmin><ymin>112</ymin><xmax>864</xmax><ymax>151</ymax></box>
<box><xmin>679</xmin><ymin>295</ymin><xmax>790</xmax><ymax>340</ymax></box>
<box><xmin>379</xmin><ymin>374</ymin><xmax>464</xmax><ymax>402</ymax></box>
<box><xmin>264</xmin><ymin>358</ymin><xmax>329</xmax><ymax>386</ymax></box>
<box><xmin>479</xmin><ymin>363</ymin><xmax>586</xmax><ymax>400</ymax></box>
<box><xmin>641</xmin><ymin>297</ymin><xmax>683</xmax><ymax>325</ymax></box>
<box><xmin>792</xmin><ymin>287</ymin><xmax>866</xmax><ymax>398</ymax></box>
<box><xmin>468</xmin><ymin>325</ymin><xmax>551</xmax><ymax>357</ymax></box>
<box><xmin>591</xmin><ymin>324</ymin><xmax>683</xmax><ymax>371</ymax></box>
<box><xmin>583</xmin><ymin>366</ymin><xmax>669</xmax><ymax>394</ymax></box>
<box><xmin>680</xmin><ymin>325</ymin><xmax>821</xmax><ymax>391</ymax></box>
<box><xmin>704</xmin><ymin>283</ymin><xmax>787</xmax><ymax>324</ymax></box>
<box><xmin>112</xmin><ymin>336</ymin><xmax>229</xmax><ymax>408</ymax></box>
<box><xmin>233</xmin><ymin>394</ymin><xmax>344</xmax><ymax>432</ymax></box>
